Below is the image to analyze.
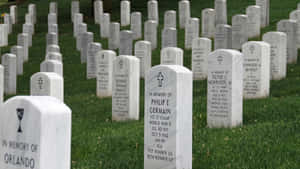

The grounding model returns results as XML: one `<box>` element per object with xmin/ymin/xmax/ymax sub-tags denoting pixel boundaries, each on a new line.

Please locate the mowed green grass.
<box><xmin>1</xmin><ymin>0</ymin><xmax>300</xmax><ymax>168</ymax></box>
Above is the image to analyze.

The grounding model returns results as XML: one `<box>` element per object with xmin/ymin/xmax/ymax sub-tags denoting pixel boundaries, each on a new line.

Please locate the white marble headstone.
<box><xmin>112</xmin><ymin>55</ymin><xmax>140</xmax><ymax>121</ymax></box>
<box><xmin>46</xmin><ymin>44</ymin><xmax>60</xmax><ymax>54</ymax></box>
<box><xmin>185</xmin><ymin>17</ymin><xmax>199</xmax><ymax>49</ymax></box>
<box><xmin>2</xmin><ymin>53</ymin><xmax>17</xmax><ymax>95</ymax></box>
<box><xmin>192</xmin><ymin>37</ymin><xmax>212</xmax><ymax>80</ymax></box>
<box><xmin>242</xmin><ymin>41</ymin><xmax>270</xmax><ymax>99</ymax></box>
<box><xmin>202</xmin><ymin>8</ymin><xmax>216</xmax><ymax>38</ymax></box>
<box><xmin>144</xmin><ymin>65</ymin><xmax>192</xmax><ymax>169</ymax></box>
<box><xmin>40</xmin><ymin>59</ymin><xmax>63</xmax><ymax>77</ymax></box>
<box><xmin>289</xmin><ymin>10</ymin><xmax>300</xmax><ymax>48</ymax></box>
<box><xmin>215</xmin><ymin>0</ymin><xmax>227</xmax><ymax>25</ymax></box>
<box><xmin>119</xmin><ymin>30</ymin><xmax>134</xmax><ymax>55</ymax></box>
<box><xmin>160</xmin><ymin>47</ymin><xmax>183</xmax><ymax>66</ymax></box>
<box><xmin>0</xmin><ymin>96</ymin><xmax>71</xmax><ymax>169</ymax></box>
<box><xmin>46</xmin><ymin>32</ymin><xmax>58</xmax><ymax>46</ymax></box>
<box><xmin>87</xmin><ymin>42</ymin><xmax>102</xmax><ymax>79</ymax></box>
<box><xmin>164</xmin><ymin>10</ymin><xmax>176</xmax><ymax>29</ymax></box>
<box><xmin>277</xmin><ymin>19</ymin><xmax>297</xmax><ymax>64</ymax></box>
<box><xmin>109</xmin><ymin>22</ymin><xmax>120</xmax><ymax>50</ymax></box>
<box><xmin>17</xmin><ymin>33</ymin><xmax>29</xmax><ymax>62</ymax></box>
<box><xmin>28</xmin><ymin>4</ymin><xmax>36</xmax><ymax>24</ymax></box>
<box><xmin>131</xmin><ymin>12</ymin><xmax>142</xmax><ymax>40</ymax></box>
<box><xmin>10</xmin><ymin>46</ymin><xmax>24</xmax><ymax>75</ymax></box>
<box><xmin>246</xmin><ymin>5</ymin><xmax>261</xmax><ymax>38</ymax></box>
<box><xmin>80</xmin><ymin>32</ymin><xmax>94</xmax><ymax>63</ymax></box>
<box><xmin>263</xmin><ymin>32</ymin><xmax>287</xmax><ymax>80</ymax></box>
<box><xmin>121</xmin><ymin>1</ymin><xmax>130</xmax><ymax>26</ymax></box>
<box><xmin>94</xmin><ymin>0</ymin><xmax>103</xmax><ymax>24</ymax></box>
<box><xmin>22</xmin><ymin>23</ymin><xmax>34</xmax><ymax>47</ymax></box>
<box><xmin>76</xmin><ymin>23</ymin><xmax>87</xmax><ymax>51</ymax></box>
<box><xmin>135</xmin><ymin>41</ymin><xmax>152</xmax><ymax>78</ymax></box>
<box><xmin>207</xmin><ymin>49</ymin><xmax>243</xmax><ymax>128</ymax></box>
<box><xmin>214</xmin><ymin>24</ymin><xmax>232</xmax><ymax>50</ymax></box>
<box><xmin>49</xmin><ymin>2</ymin><xmax>57</xmax><ymax>14</ymax></box>
<box><xmin>48</xmin><ymin>24</ymin><xmax>58</xmax><ymax>34</ymax></box>
<box><xmin>10</xmin><ymin>5</ymin><xmax>18</xmax><ymax>24</ymax></box>
<box><xmin>0</xmin><ymin>65</ymin><xmax>3</xmax><ymax>105</ymax></box>
<box><xmin>71</xmin><ymin>1</ymin><xmax>80</xmax><ymax>22</ymax></box>
<box><xmin>96</xmin><ymin>50</ymin><xmax>116</xmax><ymax>98</ymax></box>
<box><xmin>4</xmin><ymin>14</ymin><xmax>12</xmax><ymax>34</ymax></box>
<box><xmin>162</xmin><ymin>27</ymin><xmax>177</xmax><ymax>48</ymax></box>
<box><xmin>45</xmin><ymin>52</ymin><xmax>62</xmax><ymax>62</ymax></box>
<box><xmin>0</xmin><ymin>24</ymin><xmax>8</xmax><ymax>47</ymax></box>
<box><xmin>48</xmin><ymin>13</ymin><xmax>57</xmax><ymax>26</ymax></box>
<box><xmin>100</xmin><ymin>13</ymin><xmax>110</xmax><ymax>38</ymax></box>
<box><xmin>73</xmin><ymin>13</ymin><xmax>83</xmax><ymax>37</ymax></box>
<box><xmin>30</xmin><ymin>72</ymin><xmax>64</xmax><ymax>101</ymax></box>
<box><xmin>179</xmin><ymin>0</ymin><xmax>190</xmax><ymax>29</ymax></box>
<box><xmin>144</xmin><ymin>20</ymin><xmax>158</xmax><ymax>50</ymax></box>
<box><xmin>256</xmin><ymin>0</ymin><xmax>269</xmax><ymax>27</ymax></box>
<box><xmin>232</xmin><ymin>14</ymin><xmax>248</xmax><ymax>50</ymax></box>
<box><xmin>147</xmin><ymin>0</ymin><xmax>159</xmax><ymax>23</ymax></box>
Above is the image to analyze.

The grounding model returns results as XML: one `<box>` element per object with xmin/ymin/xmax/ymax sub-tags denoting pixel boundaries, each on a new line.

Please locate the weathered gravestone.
<box><xmin>214</xmin><ymin>24</ymin><xmax>232</xmax><ymax>50</ymax></box>
<box><xmin>10</xmin><ymin>5</ymin><xmax>18</xmax><ymax>24</ymax></box>
<box><xmin>289</xmin><ymin>10</ymin><xmax>300</xmax><ymax>48</ymax></box>
<box><xmin>25</xmin><ymin>13</ymin><xmax>33</xmax><ymax>25</ymax></box>
<box><xmin>41</xmin><ymin>59</ymin><xmax>63</xmax><ymax>77</ymax></box>
<box><xmin>96</xmin><ymin>50</ymin><xmax>116</xmax><ymax>98</ymax></box>
<box><xmin>94</xmin><ymin>0</ymin><xmax>103</xmax><ymax>24</ymax></box>
<box><xmin>80</xmin><ymin>32</ymin><xmax>94</xmax><ymax>63</ymax></box>
<box><xmin>162</xmin><ymin>27</ymin><xmax>177</xmax><ymax>48</ymax></box>
<box><xmin>31</xmin><ymin>72</ymin><xmax>64</xmax><ymax>101</ymax></box>
<box><xmin>242</xmin><ymin>41</ymin><xmax>270</xmax><ymax>99</ymax></box>
<box><xmin>2</xmin><ymin>53</ymin><xmax>17</xmax><ymax>95</ymax></box>
<box><xmin>112</xmin><ymin>55</ymin><xmax>140</xmax><ymax>121</ymax></box>
<box><xmin>131</xmin><ymin>12</ymin><xmax>142</xmax><ymax>40</ymax></box>
<box><xmin>100</xmin><ymin>13</ymin><xmax>110</xmax><ymax>38</ymax></box>
<box><xmin>45</xmin><ymin>52</ymin><xmax>62</xmax><ymax>62</ymax></box>
<box><xmin>144</xmin><ymin>20</ymin><xmax>158</xmax><ymax>50</ymax></box>
<box><xmin>192</xmin><ymin>37</ymin><xmax>212</xmax><ymax>80</ymax></box>
<box><xmin>76</xmin><ymin>23</ymin><xmax>87</xmax><ymax>51</ymax></box>
<box><xmin>71</xmin><ymin>1</ymin><xmax>80</xmax><ymax>22</ymax></box>
<box><xmin>49</xmin><ymin>2</ymin><xmax>58</xmax><ymax>14</ymax></box>
<box><xmin>148</xmin><ymin>0</ymin><xmax>159</xmax><ymax>23</ymax></box>
<box><xmin>277</xmin><ymin>19</ymin><xmax>297</xmax><ymax>64</ymax></box>
<box><xmin>109</xmin><ymin>22</ymin><xmax>120</xmax><ymax>50</ymax></box>
<box><xmin>135</xmin><ymin>41</ymin><xmax>152</xmax><ymax>78</ymax></box>
<box><xmin>185</xmin><ymin>18</ymin><xmax>199</xmax><ymax>49</ymax></box>
<box><xmin>246</xmin><ymin>5</ymin><xmax>261</xmax><ymax>38</ymax></box>
<box><xmin>10</xmin><ymin>46</ymin><xmax>24</xmax><ymax>75</ymax></box>
<box><xmin>256</xmin><ymin>0</ymin><xmax>269</xmax><ymax>27</ymax></box>
<box><xmin>121</xmin><ymin>1</ymin><xmax>130</xmax><ymax>26</ymax></box>
<box><xmin>17</xmin><ymin>33</ymin><xmax>29</xmax><ymax>62</ymax></box>
<box><xmin>46</xmin><ymin>44</ymin><xmax>60</xmax><ymax>54</ymax></box>
<box><xmin>48</xmin><ymin>13</ymin><xmax>57</xmax><ymax>25</ymax></box>
<box><xmin>232</xmin><ymin>14</ymin><xmax>248</xmax><ymax>50</ymax></box>
<box><xmin>164</xmin><ymin>10</ymin><xmax>176</xmax><ymax>29</ymax></box>
<box><xmin>87</xmin><ymin>42</ymin><xmax>102</xmax><ymax>79</ymax></box>
<box><xmin>160</xmin><ymin>47</ymin><xmax>183</xmax><ymax>66</ymax></box>
<box><xmin>0</xmin><ymin>96</ymin><xmax>71</xmax><ymax>169</ymax></box>
<box><xmin>0</xmin><ymin>65</ymin><xmax>3</xmax><ymax>105</ymax></box>
<box><xmin>215</xmin><ymin>0</ymin><xmax>227</xmax><ymax>25</ymax></box>
<box><xmin>263</xmin><ymin>32</ymin><xmax>287</xmax><ymax>80</ymax></box>
<box><xmin>179</xmin><ymin>0</ymin><xmax>190</xmax><ymax>29</ymax></box>
<box><xmin>73</xmin><ymin>13</ymin><xmax>83</xmax><ymax>37</ymax></box>
<box><xmin>202</xmin><ymin>8</ymin><xmax>216</xmax><ymax>38</ymax></box>
<box><xmin>119</xmin><ymin>30</ymin><xmax>134</xmax><ymax>55</ymax></box>
<box><xmin>46</xmin><ymin>33</ymin><xmax>58</xmax><ymax>46</ymax></box>
<box><xmin>207</xmin><ymin>49</ymin><xmax>243</xmax><ymax>128</ymax></box>
<box><xmin>0</xmin><ymin>24</ymin><xmax>8</xmax><ymax>47</ymax></box>
<box><xmin>144</xmin><ymin>65</ymin><xmax>192</xmax><ymax>169</ymax></box>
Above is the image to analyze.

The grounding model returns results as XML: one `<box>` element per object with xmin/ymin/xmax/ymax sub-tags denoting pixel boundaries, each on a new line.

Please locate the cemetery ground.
<box><xmin>1</xmin><ymin>0</ymin><xmax>300</xmax><ymax>168</ymax></box>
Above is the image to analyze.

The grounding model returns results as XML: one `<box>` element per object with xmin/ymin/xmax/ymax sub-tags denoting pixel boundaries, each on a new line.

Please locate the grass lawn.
<box><xmin>1</xmin><ymin>0</ymin><xmax>300</xmax><ymax>168</ymax></box>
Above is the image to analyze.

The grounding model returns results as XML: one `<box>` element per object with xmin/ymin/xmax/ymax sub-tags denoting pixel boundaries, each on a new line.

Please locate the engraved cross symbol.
<box><xmin>217</xmin><ymin>56</ymin><xmax>223</xmax><ymax>64</ymax></box>
<box><xmin>119</xmin><ymin>59</ymin><xmax>124</xmax><ymax>69</ymax></box>
<box><xmin>250</xmin><ymin>45</ymin><xmax>255</xmax><ymax>54</ymax></box>
<box><xmin>16</xmin><ymin>108</ymin><xmax>24</xmax><ymax>133</ymax></box>
<box><xmin>38</xmin><ymin>77</ymin><xmax>43</xmax><ymax>90</ymax></box>
<box><xmin>157</xmin><ymin>72</ymin><xmax>164</xmax><ymax>87</ymax></box>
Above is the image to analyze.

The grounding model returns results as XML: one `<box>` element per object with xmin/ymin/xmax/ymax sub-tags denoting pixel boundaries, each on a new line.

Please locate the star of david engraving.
<box><xmin>16</xmin><ymin>108</ymin><xmax>24</xmax><ymax>133</ymax></box>
<box><xmin>157</xmin><ymin>72</ymin><xmax>164</xmax><ymax>87</ymax></box>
